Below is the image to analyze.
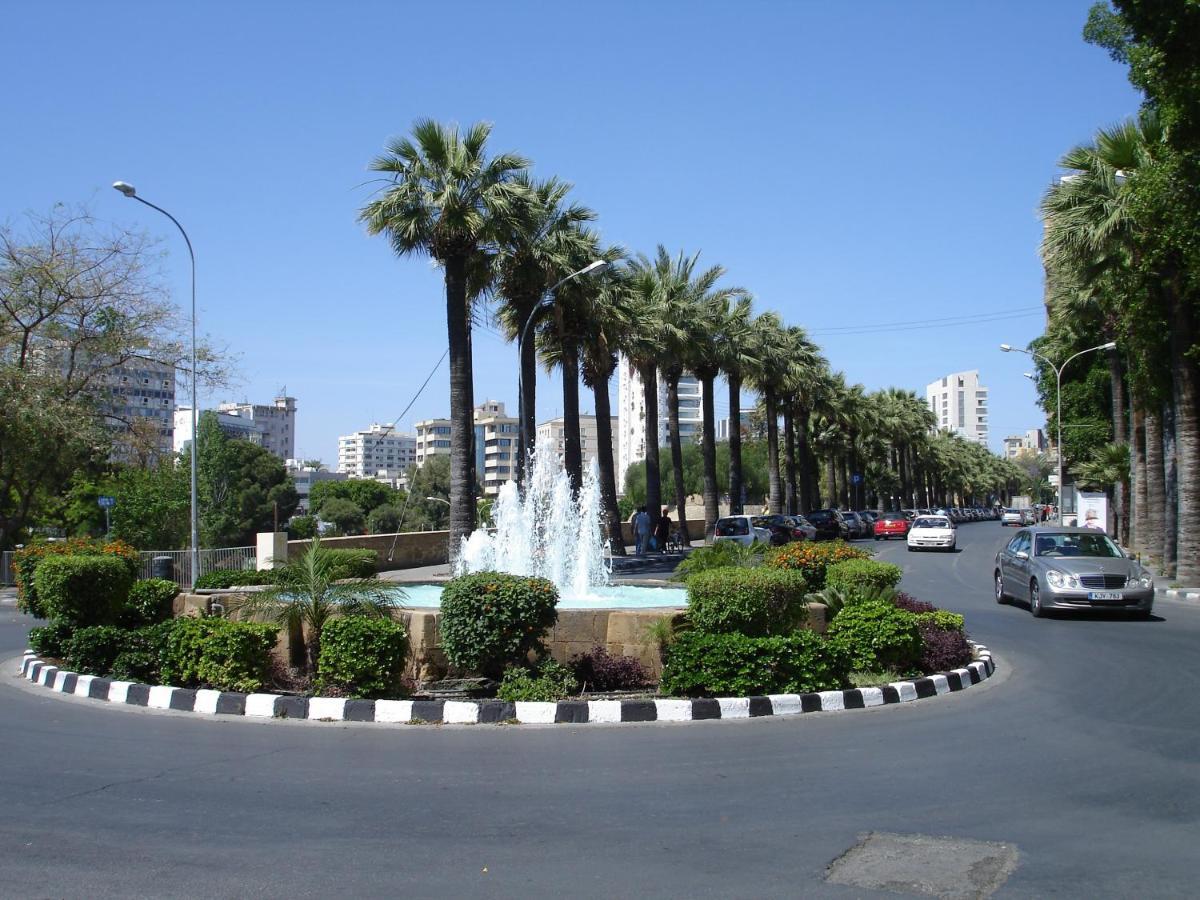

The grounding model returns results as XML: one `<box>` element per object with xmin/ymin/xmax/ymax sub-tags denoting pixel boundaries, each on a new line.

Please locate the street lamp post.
<box><xmin>516</xmin><ymin>260</ymin><xmax>608</xmax><ymax>480</ymax></box>
<box><xmin>113</xmin><ymin>182</ymin><xmax>200</xmax><ymax>588</ymax></box>
<box><xmin>1001</xmin><ymin>341</ymin><xmax>1117</xmax><ymax>522</ymax></box>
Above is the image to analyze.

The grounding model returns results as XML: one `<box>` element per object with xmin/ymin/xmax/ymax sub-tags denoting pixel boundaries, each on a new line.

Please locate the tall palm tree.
<box><xmin>745</xmin><ymin>312</ymin><xmax>788</xmax><ymax>513</ymax></box>
<box><xmin>713</xmin><ymin>297</ymin><xmax>757</xmax><ymax>515</ymax></box>
<box><xmin>360</xmin><ymin>119</ymin><xmax>529</xmax><ymax>556</ymax></box>
<box><xmin>492</xmin><ymin>175</ymin><xmax>595</xmax><ymax>478</ymax></box>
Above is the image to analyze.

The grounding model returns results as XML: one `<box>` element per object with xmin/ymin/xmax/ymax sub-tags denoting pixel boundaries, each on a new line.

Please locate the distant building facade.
<box><xmin>414</xmin><ymin>417</ymin><xmax>451</xmax><ymax>468</ymax></box>
<box><xmin>475</xmin><ymin>400</ymin><xmax>519</xmax><ymax>496</ymax></box>
<box><xmin>1003</xmin><ymin>428</ymin><xmax>1046</xmax><ymax>460</ymax></box>
<box><xmin>216</xmin><ymin>395</ymin><xmax>296</xmax><ymax>460</ymax></box>
<box><xmin>285</xmin><ymin>460</ymin><xmax>348</xmax><ymax>515</ymax></box>
<box><xmin>617</xmin><ymin>354</ymin><xmax>703</xmax><ymax>488</ymax></box>
<box><xmin>926</xmin><ymin>370</ymin><xmax>989</xmax><ymax>446</ymax></box>
<box><xmin>174</xmin><ymin>406</ymin><xmax>264</xmax><ymax>452</ymax></box>
<box><xmin>536</xmin><ymin>415</ymin><xmax>619</xmax><ymax>474</ymax></box>
<box><xmin>93</xmin><ymin>358</ymin><xmax>177</xmax><ymax>463</ymax></box>
<box><xmin>336</xmin><ymin>423</ymin><xmax>417</xmax><ymax>481</ymax></box>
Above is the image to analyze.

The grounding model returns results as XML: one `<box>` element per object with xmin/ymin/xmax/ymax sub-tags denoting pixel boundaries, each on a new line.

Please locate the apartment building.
<box><xmin>1003</xmin><ymin>428</ymin><xmax>1046</xmax><ymax>460</ymax></box>
<box><xmin>336</xmin><ymin>423</ymin><xmax>417</xmax><ymax>481</ymax></box>
<box><xmin>475</xmin><ymin>400</ymin><xmax>519</xmax><ymax>496</ymax></box>
<box><xmin>617</xmin><ymin>354</ymin><xmax>703</xmax><ymax>487</ymax></box>
<box><xmin>536</xmin><ymin>415</ymin><xmax>619</xmax><ymax>474</ymax></box>
<box><xmin>92</xmin><ymin>358</ymin><xmax>177</xmax><ymax>462</ymax></box>
<box><xmin>926</xmin><ymin>370</ymin><xmax>989</xmax><ymax>446</ymax></box>
<box><xmin>216</xmin><ymin>395</ymin><xmax>297</xmax><ymax>460</ymax></box>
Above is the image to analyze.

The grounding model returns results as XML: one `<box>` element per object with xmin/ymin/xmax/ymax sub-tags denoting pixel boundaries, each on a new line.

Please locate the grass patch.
<box><xmin>849</xmin><ymin>669</ymin><xmax>906</xmax><ymax>688</ymax></box>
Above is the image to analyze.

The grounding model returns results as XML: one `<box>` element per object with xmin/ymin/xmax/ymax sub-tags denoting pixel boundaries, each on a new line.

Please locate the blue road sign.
<box><xmin>98</xmin><ymin>496</ymin><xmax>117</xmax><ymax>509</ymax></box>
<box><xmin>851</xmin><ymin>474</ymin><xmax>863</xmax><ymax>485</ymax></box>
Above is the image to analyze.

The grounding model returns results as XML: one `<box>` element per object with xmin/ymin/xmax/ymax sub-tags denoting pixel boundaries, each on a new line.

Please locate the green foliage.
<box><xmin>805</xmin><ymin>584</ymin><xmax>897</xmax><ymax>617</ymax></box>
<box><xmin>33</xmin><ymin>555</ymin><xmax>135</xmax><ymax>627</ymax></box>
<box><xmin>318</xmin><ymin>498</ymin><xmax>366</xmax><ymax>535</ymax></box>
<box><xmin>288</xmin><ymin>515</ymin><xmax>318</xmax><ymax>540</ymax></box>
<box><xmin>671</xmin><ymin>540</ymin><xmax>765</xmax><ymax>581</ymax></box>
<box><xmin>28</xmin><ymin>620</ymin><xmax>75</xmax><ymax>657</ymax></box>
<box><xmin>366</xmin><ymin>504</ymin><xmax>405</xmax><ymax>534</ymax></box>
<box><xmin>439</xmin><ymin>572</ymin><xmax>558</xmax><ymax>679</ymax></box>
<box><xmin>316</xmin><ymin>617</ymin><xmax>408</xmax><ymax>699</ymax></box>
<box><xmin>14</xmin><ymin>538</ymin><xmax>139</xmax><ymax>618</ymax></box>
<box><xmin>827</xmin><ymin>601</ymin><xmax>922</xmax><ymax>673</ymax></box>
<box><xmin>193</xmin><ymin>568</ymin><xmax>278</xmax><ymax>590</ymax></box>
<box><xmin>659</xmin><ymin>630</ymin><xmax>852</xmax><ymax>697</ymax></box>
<box><xmin>320</xmin><ymin>549</ymin><xmax>378</xmax><ymax>580</ymax></box>
<box><xmin>496</xmin><ymin>658</ymin><xmax>579</xmax><ymax>702</ymax></box>
<box><xmin>623</xmin><ymin>438</ymin><xmax>772</xmax><ymax>508</ymax></box>
<box><xmin>685</xmin><ymin>566</ymin><xmax>809</xmax><ymax>637</ymax></box>
<box><xmin>121</xmin><ymin>578</ymin><xmax>179</xmax><ymax>628</ymax></box>
<box><xmin>824</xmin><ymin>559</ymin><xmax>903</xmax><ymax>594</ymax></box>
<box><xmin>160</xmin><ymin>617</ymin><xmax>277</xmax><ymax>692</ymax></box>
<box><xmin>400</xmin><ymin>455</ymin><xmax>454</xmax><ymax>531</ymax></box>
<box><xmin>617</xmin><ymin>496</ymin><xmax>636</xmax><ymax>522</ymax></box>
<box><xmin>917</xmin><ymin>610</ymin><xmax>966</xmax><ymax>632</ymax></box>
<box><xmin>849</xmin><ymin>669</ymin><xmax>906</xmax><ymax>688</ymax></box>
<box><xmin>193</xmin><ymin>551</ymin><xmax>375</xmax><ymax>590</ymax></box>
<box><xmin>63</xmin><ymin>625</ymin><xmax>130</xmax><ymax>675</ymax></box>
<box><xmin>764</xmin><ymin>540</ymin><xmax>871</xmax><ymax>589</ymax></box>
<box><xmin>309</xmin><ymin>479</ymin><xmax>400</xmax><ymax>518</ymax></box>
<box><xmin>106</xmin><ymin>462</ymin><xmax>190</xmax><ymax>550</ymax></box>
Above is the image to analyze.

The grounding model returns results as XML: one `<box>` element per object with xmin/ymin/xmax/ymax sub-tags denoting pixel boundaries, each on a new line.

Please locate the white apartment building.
<box><xmin>536</xmin><ymin>415</ymin><xmax>619</xmax><ymax>473</ymax></box>
<box><xmin>1003</xmin><ymin>428</ymin><xmax>1046</xmax><ymax>460</ymax></box>
<box><xmin>414</xmin><ymin>417</ymin><xmax>452</xmax><ymax>467</ymax></box>
<box><xmin>617</xmin><ymin>354</ymin><xmax>703</xmax><ymax>488</ymax></box>
<box><xmin>475</xmin><ymin>401</ymin><xmax>519</xmax><ymax>496</ymax></box>
<box><xmin>926</xmin><ymin>370</ymin><xmax>989</xmax><ymax>446</ymax></box>
<box><xmin>174</xmin><ymin>406</ymin><xmax>264</xmax><ymax>452</ymax></box>
<box><xmin>336</xmin><ymin>423</ymin><xmax>417</xmax><ymax>481</ymax></box>
<box><xmin>217</xmin><ymin>395</ymin><xmax>297</xmax><ymax>460</ymax></box>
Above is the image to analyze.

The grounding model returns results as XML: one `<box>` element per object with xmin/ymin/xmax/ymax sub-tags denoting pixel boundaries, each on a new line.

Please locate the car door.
<box><xmin>1008</xmin><ymin>531</ymin><xmax>1033</xmax><ymax>599</ymax></box>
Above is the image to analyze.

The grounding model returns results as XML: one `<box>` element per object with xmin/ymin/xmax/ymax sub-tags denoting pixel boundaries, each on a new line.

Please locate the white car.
<box><xmin>713</xmin><ymin>515</ymin><xmax>772</xmax><ymax>547</ymax></box>
<box><xmin>907</xmin><ymin>515</ymin><xmax>956</xmax><ymax>552</ymax></box>
<box><xmin>1001</xmin><ymin>508</ymin><xmax>1023</xmax><ymax>527</ymax></box>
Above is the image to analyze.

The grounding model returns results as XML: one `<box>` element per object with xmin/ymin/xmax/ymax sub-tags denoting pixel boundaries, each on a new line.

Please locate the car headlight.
<box><xmin>1126</xmin><ymin>569</ymin><xmax>1155</xmax><ymax>589</ymax></box>
<box><xmin>1045</xmin><ymin>569</ymin><xmax>1081</xmax><ymax>591</ymax></box>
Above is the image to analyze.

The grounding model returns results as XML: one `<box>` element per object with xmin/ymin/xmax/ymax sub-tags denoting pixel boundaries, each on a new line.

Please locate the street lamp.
<box><xmin>424</xmin><ymin>496</ymin><xmax>450</xmax><ymax>506</ymax></box>
<box><xmin>516</xmin><ymin>259</ymin><xmax>608</xmax><ymax>477</ymax></box>
<box><xmin>1001</xmin><ymin>341</ymin><xmax>1117</xmax><ymax>522</ymax></box>
<box><xmin>113</xmin><ymin>181</ymin><xmax>200</xmax><ymax>588</ymax></box>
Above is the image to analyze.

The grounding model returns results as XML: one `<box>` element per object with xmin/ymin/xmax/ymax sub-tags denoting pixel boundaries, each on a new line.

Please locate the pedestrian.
<box><xmin>633</xmin><ymin>505</ymin><xmax>651</xmax><ymax>555</ymax></box>
<box><xmin>655</xmin><ymin>507</ymin><xmax>672</xmax><ymax>553</ymax></box>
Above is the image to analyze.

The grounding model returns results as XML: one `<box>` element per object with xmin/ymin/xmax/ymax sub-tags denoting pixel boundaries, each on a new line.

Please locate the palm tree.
<box><xmin>360</xmin><ymin>120</ymin><xmax>530</xmax><ymax>556</ymax></box>
<box><xmin>233</xmin><ymin>538</ymin><xmax>401</xmax><ymax>674</ymax></box>
<box><xmin>492</xmin><ymin>175</ymin><xmax>595</xmax><ymax>479</ymax></box>
<box><xmin>713</xmin><ymin>296</ymin><xmax>757</xmax><ymax>515</ymax></box>
<box><xmin>744</xmin><ymin>312</ymin><xmax>788</xmax><ymax>513</ymax></box>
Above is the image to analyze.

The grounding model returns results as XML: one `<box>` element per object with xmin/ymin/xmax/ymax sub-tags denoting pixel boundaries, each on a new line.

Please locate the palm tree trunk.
<box><xmin>517</xmin><ymin>308</ymin><xmax>538</xmax><ymax>484</ymax></box>
<box><xmin>765</xmin><ymin>391</ymin><xmax>782</xmax><ymax>513</ymax></box>
<box><xmin>1132</xmin><ymin>405</ymin><xmax>1148</xmax><ymax>555</ymax></box>
<box><xmin>727</xmin><ymin>374</ymin><xmax>744</xmax><ymax>515</ymax></box>
<box><xmin>665</xmin><ymin>370</ymin><xmax>690</xmax><ymax>543</ymax></box>
<box><xmin>897</xmin><ymin>443</ymin><xmax>910</xmax><ymax>509</ymax></box>
<box><xmin>1168</xmin><ymin>299</ymin><xmax>1200</xmax><ymax>584</ymax></box>
<box><xmin>796</xmin><ymin>405</ymin><xmax>815</xmax><ymax>512</ymax></box>
<box><xmin>639</xmin><ymin>362</ymin><xmax>663</xmax><ymax>535</ymax></box>
<box><xmin>824</xmin><ymin>453</ymin><xmax>836</xmax><ymax>510</ymax></box>
<box><xmin>1162</xmin><ymin>401</ymin><xmax>1178</xmax><ymax>578</ymax></box>
<box><xmin>839</xmin><ymin>453</ymin><xmax>851</xmax><ymax>508</ymax></box>
<box><xmin>783</xmin><ymin>406</ymin><xmax>797</xmax><ymax>515</ymax></box>
<box><xmin>590</xmin><ymin>365</ymin><xmax>624</xmax><ymax>556</ymax></box>
<box><xmin>700</xmin><ymin>373</ymin><xmax>719</xmax><ymax>538</ymax></box>
<box><xmin>561</xmin><ymin>342</ymin><xmax>583</xmax><ymax>494</ymax></box>
<box><xmin>445</xmin><ymin>255</ymin><xmax>476</xmax><ymax>560</ymax></box>
<box><xmin>1145</xmin><ymin>411</ymin><xmax>1164</xmax><ymax>564</ymax></box>
<box><xmin>1109</xmin><ymin>351</ymin><xmax>1128</xmax><ymax>545</ymax></box>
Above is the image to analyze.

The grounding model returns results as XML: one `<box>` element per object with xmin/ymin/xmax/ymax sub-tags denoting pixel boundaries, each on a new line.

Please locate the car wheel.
<box><xmin>907</xmin><ymin>545</ymin><xmax>914</xmax><ymax>552</ymax></box>
<box><xmin>995</xmin><ymin>571</ymin><xmax>1008</xmax><ymax>604</ymax></box>
<box><xmin>1029</xmin><ymin>580</ymin><xmax>1045</xmax><ymax>618</ymax></box>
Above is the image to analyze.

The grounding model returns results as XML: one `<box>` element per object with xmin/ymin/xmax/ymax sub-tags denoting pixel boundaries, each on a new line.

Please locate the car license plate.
<box><xmin>1088</xmin><ymin>591</ymin><xmax>1123</xmax><ymax>601</ymax></box>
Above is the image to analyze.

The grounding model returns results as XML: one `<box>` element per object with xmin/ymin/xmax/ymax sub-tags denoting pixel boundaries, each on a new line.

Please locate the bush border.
<box><xmin>15</xmin><ymin>643</ymin><xmax>995</xmax><ymax>726</ymax></box>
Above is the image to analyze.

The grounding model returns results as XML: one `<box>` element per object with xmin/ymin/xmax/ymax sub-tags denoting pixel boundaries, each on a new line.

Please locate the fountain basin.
<box><xmin>393</xmin><ymin>582</ymin><xmax>688</xmax><ymax>610</ymax></box>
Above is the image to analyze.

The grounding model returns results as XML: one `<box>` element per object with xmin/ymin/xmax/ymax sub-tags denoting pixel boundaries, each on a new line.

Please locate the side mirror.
<box><xmin>1015</xmin><ymin>550</ymin><xmax>1029</xmax><ymax>560</ymax></box>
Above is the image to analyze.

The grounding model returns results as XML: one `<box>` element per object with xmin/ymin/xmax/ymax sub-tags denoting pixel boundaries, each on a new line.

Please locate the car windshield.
<box><xmin>913</xmin><ymin>517</ymin><xmax>949</xmax><ymax>529</ymax></box>
<box><xmin>716</xmin><ymin>518</ymin><xmax>748</xmax><ymax>536</ymax></box>
<box><xmin>1004</xmin><ymin>509</ymin><xmax>1019</xmax><ymax>515</ymax></box>
<box><xmin>881</xmin><ymin>513</ymin><xmax>905</xmax><ymax>521</ymax></box>
<box><xmin>1033</xmin><ymin>532</ymin><xmax>1125</xmax><ymax>558</ymax></box>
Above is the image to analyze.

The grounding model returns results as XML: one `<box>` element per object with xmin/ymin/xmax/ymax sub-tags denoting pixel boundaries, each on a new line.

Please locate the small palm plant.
<box><xmin>232</xmin><ymin>538</ymin><xmax>403</xmax><ymax>674</ymax></box>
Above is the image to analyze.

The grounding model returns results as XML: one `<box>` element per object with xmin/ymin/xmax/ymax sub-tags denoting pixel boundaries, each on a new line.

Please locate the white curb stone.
<box><xmin>74</xmin><ymin>675</ymin><xmax>96</xmax><ymax>697</ymax></box>
<box><xmin>859</xmin><ymin>687</ymin><xmax>885</xmax><ymax>707</ymax></box>
<box><xmin>194</xmin><ymin>689</ymin><xmax>221</xmax><ymax>714</ymax></box>
<box><xmin>587</xmin><ymin>700</ymin><xmax>622</xmax><ymax>724</ymax></box>
<box><xmin>515</xmin><ymin>702</ymin><xmax>557</xmax><ymax>724</ymax></box>
<box><xmin>442</xmin><ymin>701</ymin><xmax>479</xmax><ymax>724</ymax></box>
<box><xmin>308</xmin><ymin>697</ymin><xmax>346</xmax><ymax>721</ymax></box>
<box><xmin>931</xmin><ymin>674</ymin><xmax>951</xmax><ymax>695</ymax></box>
<box><xmin>818</xmin><ymin>690</ymin><xmax>845</xmax><ymax>711</ymax></box>
<box><xmin>654</xmin><ymin>699</ymin><xmax>693</xmax><ymax>721</ymax></box>
<box><xmin>768</xmin><ymin>694</ymin><xmax>803</xmax><ymax>716</ymax></box>
<box><xmin>890</xmin><ymin>681</ymin><xmax>918</xmax><ymax>702</ymax></box>
<box><xmin>148</xmin><ymin>686</ymin><xmax>176</xmax><ymax>709</ymax></box>
<box><xmin>717</xmin><ymin>697</ymin><xmax>750</xmax><ymax>718</ymax></box>
<box><xmin>374</xmin><ymin>699</ymin><xmax>413</xmax><ymax>723</ymax></box>
<box><xmin>245</xmin><ymin>693</ymin><xmax>278</xmax><ymax>718</ymax></box>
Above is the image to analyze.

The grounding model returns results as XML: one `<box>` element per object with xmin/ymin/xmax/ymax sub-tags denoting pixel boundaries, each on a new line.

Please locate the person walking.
<box><xmin>633</xmin><ymin>506</ymin><xmax>651</xmax><ymax>555</ymax></box>
<box><xmin>655</xmin><ymin>507</ymin><xmax>672</xmax><ymax>553</ymax></box>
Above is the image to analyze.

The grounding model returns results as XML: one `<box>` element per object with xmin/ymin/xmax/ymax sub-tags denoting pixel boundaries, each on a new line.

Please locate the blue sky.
<box><xmin>2</xmin><ymin>1</ymin><xmax>1141</xmax><ymax>461</ymax></box>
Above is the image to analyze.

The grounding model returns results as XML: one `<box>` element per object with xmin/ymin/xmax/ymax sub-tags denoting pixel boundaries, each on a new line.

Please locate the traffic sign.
<box><xmin>98</xmin><ymin>496</ymin><xmax>117</xmax><ymax>509</ymax></box>
<box><xmin>851</xmin><ymin>474</ymin><xmax>863</xmax><ymax>485</ymax></box>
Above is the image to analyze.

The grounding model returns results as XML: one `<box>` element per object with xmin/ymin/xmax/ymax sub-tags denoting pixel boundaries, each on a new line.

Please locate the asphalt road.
<box><xmin>2</xmin><ymin>523</ymin><xmax>1198</xmax><ymax>898</ymax></box>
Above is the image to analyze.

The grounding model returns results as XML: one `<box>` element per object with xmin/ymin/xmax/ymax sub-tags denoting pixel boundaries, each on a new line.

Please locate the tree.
<box><xmin>107</xmin><ymin>462</ymin><xmax>190</xmax><ymax>549</ymax></box>
<box><xmin>309</xmin><ymin>479</ymin><xmax>399</xmax><ymax>517</ymax></box>
<box><xmin>321</xmin><ymin>498</ymin><xmax>366</xmax><ymax>535</ymax></box>
<box><xmin>367</xmin><ymin>503</ymin><xmax>405</xmax><ymax>534</ymax></box>
<box><xmin>360</xmin><ymin>120</ymin><xmax>530</xmax><ymax>559</ymax></box>
<box><xmin>401</xmin><ymin>454</ymin><xmax>454</xmax><ymax>531</ymax></box>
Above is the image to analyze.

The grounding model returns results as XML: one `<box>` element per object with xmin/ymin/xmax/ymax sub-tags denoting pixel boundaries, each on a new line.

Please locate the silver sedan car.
<box><xmin>994</xmin><ymin>527</ymin><xmax>1155</xmax><ymax>618</ymax></box>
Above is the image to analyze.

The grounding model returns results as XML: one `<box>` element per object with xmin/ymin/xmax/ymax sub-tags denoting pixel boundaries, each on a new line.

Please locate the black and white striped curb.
<box><xmin>16</xmin><ymin>644</ymin><xmax>994</xmax><ymax>726</ymax></box>
<box><xmin>1158</xmin><ymin>587</ymin><xmax>1200</xmax><ymax>601</ymax></box>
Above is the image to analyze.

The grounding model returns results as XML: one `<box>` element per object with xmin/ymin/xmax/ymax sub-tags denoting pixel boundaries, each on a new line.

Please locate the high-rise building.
<box><xmin>174</xmin><ymin>406</ymin><xmax>264</xmax><ymax>452</ymax></box>
<box><xmin>217</xmin><ymin>395</ymin><xmax>296</xmax><ymax>460</ymax></box>
<box><xmin>93</xmin><ymin>359</ymin><xmax>177</xmax><ymax>463</ymax></box>
<box><xmin>536</xmin><ymin>415</ymin><xmax>619</xmax><ymax>474</ymax></box>
<box><xmin>414</xmin><ymin>417</ymin><xmax>452</xmax><ymax>467</ymax></box>
<box><xmin>926</xmin><ymin>370</ymin><xmax>989</xmax><ymax>446</ymax></box>
<box><xmin>475</xmin><ymin>400</ymin><xmax>519</xmax><ymax>496</ymax></box>
<box><xmin>617</xmin><ymin>355</ymin><xmax>704</xmax><ymax>487</ymax></box>
<box><xmin>336</xmin><ymin>423</ymin><xmax>416</xmax><ymax>481</ymax></box>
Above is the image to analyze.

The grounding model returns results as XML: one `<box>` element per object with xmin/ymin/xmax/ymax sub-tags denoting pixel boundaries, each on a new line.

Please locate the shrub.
<box><xmin>160</xmin><ymin>617</ymin><xmax>277</xmax><ymax>692</ymax></box>
<box><xmin>194</xmin><ymin>569</ymin><xmax>278</xmax><ymax>590</ymax></box>
<box><xmin>825</xmin><ymin>559</ymin><xmax>903</xmax><ymax>594</ymax></box>
<box><xmin>918</xmin><ymin>610</ymin><xmax>965</xmax><ymax>632</ymax></box>
<box><xmin>14</xmin><ymin>538</ymin><xmax>139</xmax><ymax>618</ymax></box>
<box><xmin>322</xmin><ymin>549</ymin><xmax>377</xmax><ymax>580</ymax></box>
<box><xmin>63</xmin><ymin>625</ymin><xmax>131</xmax><ymax>675</ymax></box>
<box><xmin>672</xmin><ymin>541</ymin><xmax>764</xmax><ymax>581</ymax></box>
<box><xmin>686</xmin><ymin>567</ymin><xmax>809</xmax><ymax>636</ymax></box>
<box><xmin>496</xmin><ymin>658</ymin><xmax>579</xmax><ymax>702</ymax></box>
<box><xmin>764</xmin><ymin>540</ymin><xmax>871</xmax><ymax>588</ymax></box>
<box><xmin>366</xmin><ymin>504</ymin><xmax>404</xmax><ymax>535</ymax></box>
<box><xmin>891</xmin><ymin>593</ymin><xmax>936</xmax><ymax>615</ymax></box>
<box><xmin>439</xmin><ymin>572</ymin><xmax>558</xmax><ymax>678</ymax></box>
<box><xmin>806</xmin><ymin>584</ymin><xmax>897</xmax><ymax>617</ymax></box>
<box><xmin>569</xmin><ymin>646</ymin><xmax>649</xmax><ymax>692</ymax></box>
<box><xmin>28</xmin><ymin>620</ymin><xmax>75</xmax><ymax>658</ymax></box>
<box><xmin>316</xmin><ymin>617</ymin><xmax>408</xmax><ymax>698</ymax></box>
<box><xmin>826</xmin><ymin>601</ymin><xmax>922</xmax><ymax>673</ymax></box>
<box><xmin>660</xmin><ymin>630</ymin><xmax>852</xmax><ymax>697</ymax></box>
<box><xmin>121</xmin><ymin>579</ymin><xmax>179</xmax><ymax>627</ymax></box>
<box><xmin>918</xmin><ymin>620</ymin><xmax>974</xmax><ymax>673</ymax></box>
<box><xmin>34</xmin><ymin>555</ymin><xmax>135</xmax><ymax>627</ymax></box>
<box><xmin>110</xmin><ymin>650</ymin><xmax>161</xmax><ymax>683</ymax></box>
<box><xmin>288</xmin><ymin>515</ymin><xmax>318</xmax><ymax>540</ymax></box>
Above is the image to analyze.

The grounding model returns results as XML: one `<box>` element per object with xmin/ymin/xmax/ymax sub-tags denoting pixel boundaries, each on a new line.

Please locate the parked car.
<box><xmin>994</xmin><ymin>527</ymin><xmax>1154</xmax><ymax>618</ymax></box>
<box><xmin>856</xmin><ymin>510</ymin><xmax>878</xmax><ymax>527</ymax></box>
<box><xmin>804</xmin><ymin>509</ymin><xmax>849</xmax><ymax>541</ymax></box>
<box><xmin>873</xmin><ymin>511</ymin><xmax>911</xmax><ymax>540</ymax></box>
<box><xmin>842</xmin><ymin>511</ymin><xmax>870</xmax><ymax>539</ymax></box>
<box><xmin>751</xmin><ymin>514</ymin><xmax>801</xmax><ymax>546</ymax></box>
<box><xmin>713</xmin><ymin>515</ymin><xmax>772</xmax><ymax>547</ymax></box>
<box><xmin>907</xmin><ymin>515</ymin><xmax>956</xmax><ymax>552</ymax></box>
<box><xmin>786</xmin><ymin>515</ymin><xmax>818</xmax><ymax>542</ymax></box>
<box><xmin>1001</xmin><ymin>508</ymin><xmax>1023</xmax><ymax>527</ymax></box>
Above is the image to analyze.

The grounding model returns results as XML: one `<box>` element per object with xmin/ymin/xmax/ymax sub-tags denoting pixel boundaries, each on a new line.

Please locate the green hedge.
<box><xmin>316</xmin><ymin>617</ymin><xmax>408</xmax><ymax>698</ymax></box>
<box><xmin>763</xmin><ymin>540</ymin><xmax>871</xmax><ymax>589</ymax></box>
<box><xmin>660</xmin><ymin>630</ymin><xmax>852</xmax><ymax>697</ymax></box>
<box><xmin>121</xmin><ymin>579</ymin><xmax>179</xmax><ymax>628</ymax></box>
<box><xmin>496</xmin><ymin>658</ymin><xmax>579</xmax><ymax>702</ymax></box>
<box><xmin>62</xmin><ymin>625</ymin><xmax>130</xmax><ymax>675</ymax></box>
<box><xmin>61</xmin><ymin>621</ymin><xmax>176</xmax><ymax>680</ymax></box>
<box><xmin>160</xmin><ymin>617</ymin><xmax>277</xmax><ymax>693</ymax></box>
<box><xmin>918</xmin><ymin>610</ymin><xmax>965</xmax><ymax>632</ymax></box>
<box><xmin>28</xmin><ymin>620</ymin><xmax>75</xmax><ymax>658</ymax></box>
<box><xmin>686</xmin><ymin>566</ymin><xmax>809</xmax><ymax>636</ymax></box>
<box><xmin>33</xmin><ymin>555</ymin><xmax>135</xmax><ymax>627</ymax></box>
<box><xmin>824</xmin><ymin>559</ymin><xmax>903</xmax><ymax>594</ymax></box>
<box><xmin>439</xmin><ymin>572</ymin><xmax>558</xmax><ymax>679</ymax></box>
<box><xmin>14</xmin><ymin>539</ymin><xmax>139</xmax><ymax>619</ymax></box>
<box><xmin>826</xmin><ymin>600</ymin><xmax>922</xmax><ymax>673</ymax></box>
<box><xmin>193</xmin><ymin>550</ymin><xmax>377</xmax><ymax>590</ymax></box>
<box><xmin>322</xmin><ymin>549</ymin><xmax>378</xmax><ymax>579</ymax></box>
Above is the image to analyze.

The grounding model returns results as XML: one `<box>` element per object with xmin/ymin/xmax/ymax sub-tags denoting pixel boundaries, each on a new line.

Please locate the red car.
<box><xmin>873</xmin><ymin>512</ymin><xmax>911</xmax><ymax>540</ymax></box>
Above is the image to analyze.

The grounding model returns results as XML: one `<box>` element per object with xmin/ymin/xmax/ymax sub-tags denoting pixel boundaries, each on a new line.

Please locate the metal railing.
<box><xmin>138</xmin><ymin>546</ymin><xmax>256</xmax><ymax>587</ymax></box>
